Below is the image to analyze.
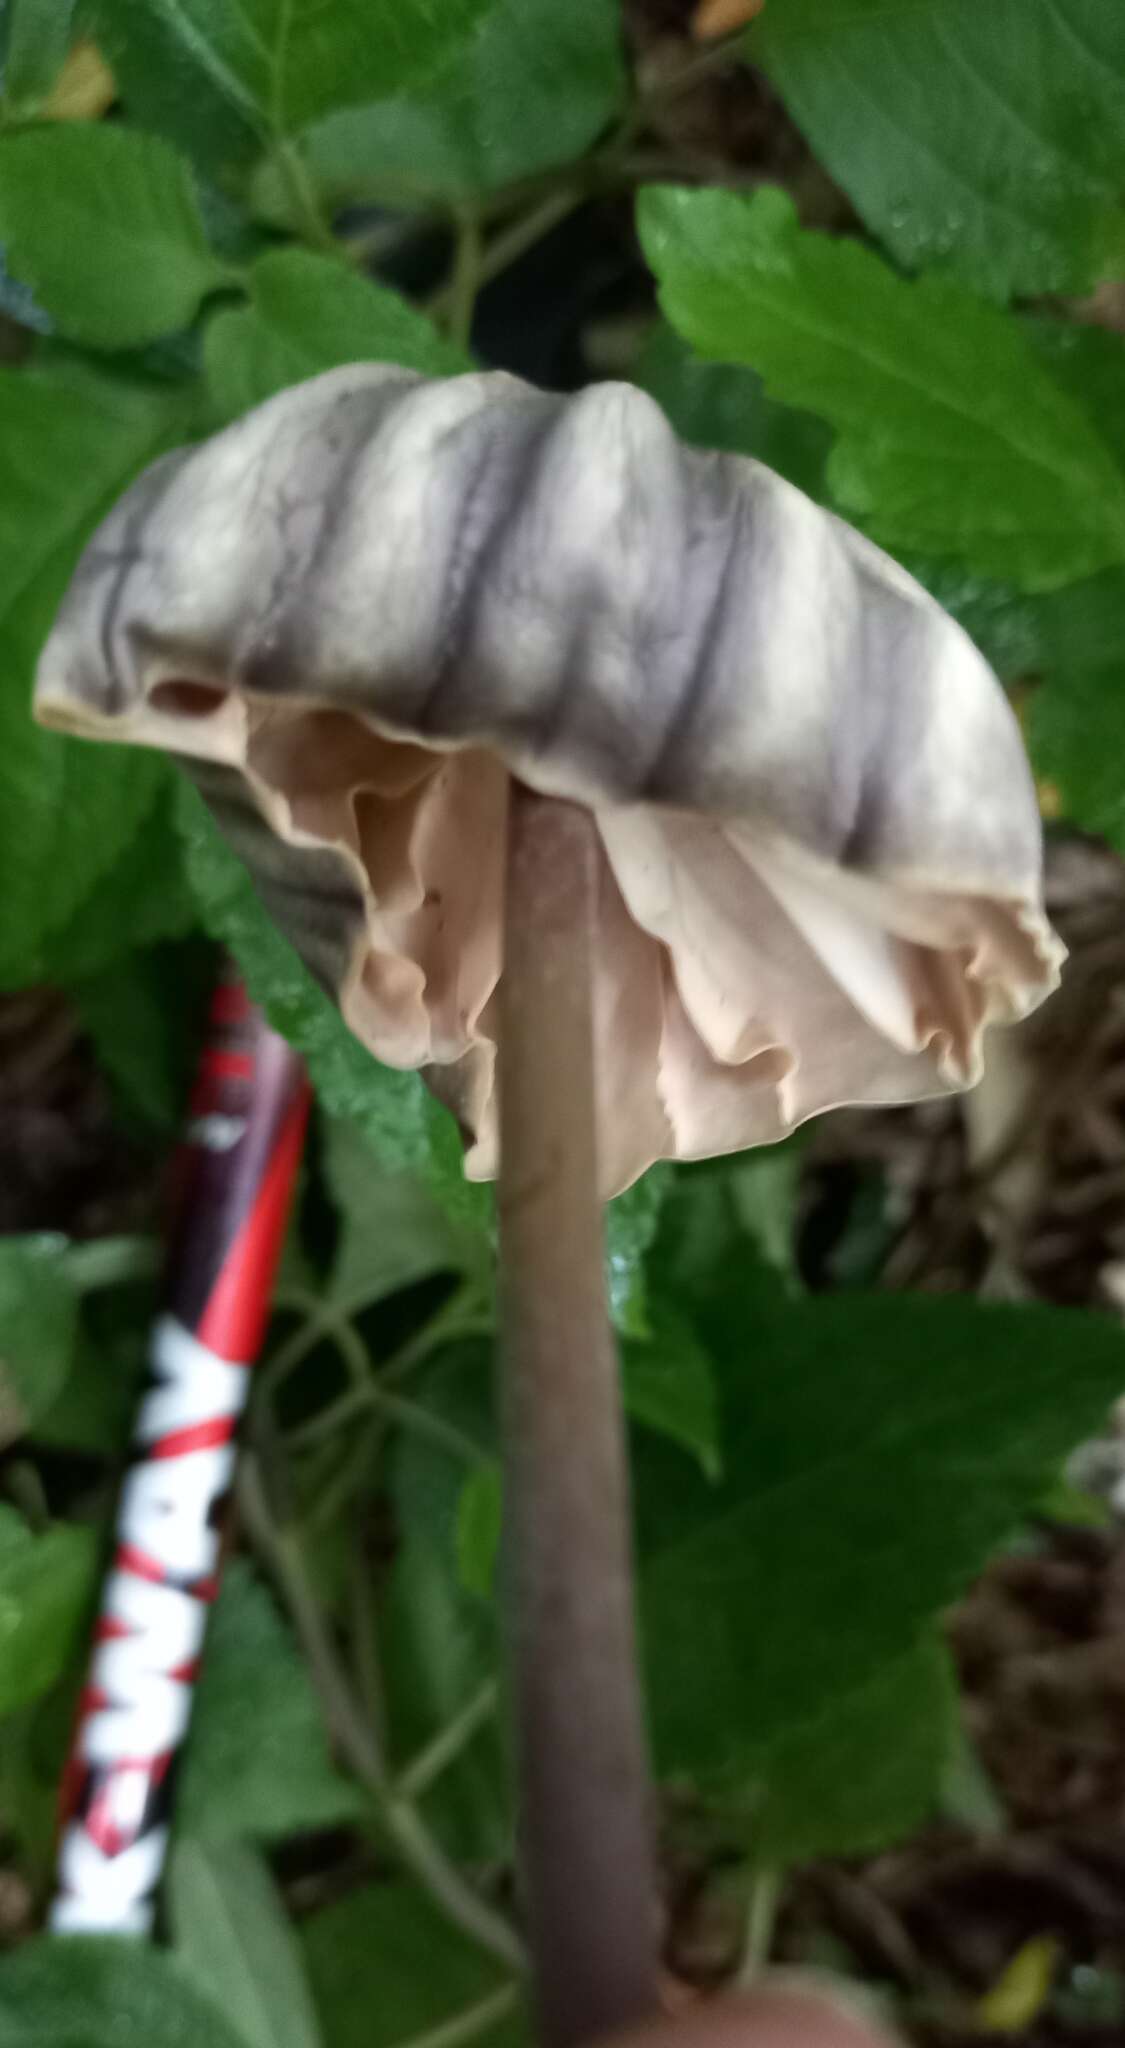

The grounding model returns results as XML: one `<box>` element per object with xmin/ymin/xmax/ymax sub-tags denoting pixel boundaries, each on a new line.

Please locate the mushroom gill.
<box><xmin>35</xmin><ymin>364</ymin><xmax>1063</xmax><ymax>1194</ymax></box>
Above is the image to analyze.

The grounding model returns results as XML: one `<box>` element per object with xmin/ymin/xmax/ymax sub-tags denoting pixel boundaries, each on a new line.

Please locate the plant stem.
<box><xmin>398</xmin><ymin>1679</ymin><xmax>500</xmax><ymax>1802</ymax></box>
<box><xmin>274</xmin><ymin>136</ymin><xmax>339</xmax><ymax>254</ymax></box>
<box><xmin>257</xmin><ymin>1299</ymin><xmax>367</xmax><ymax>1410</ymax></box>
<box><xmin>477</xmin><ymin>190</ymin><xmax>585</xmax><ymax>289</ymax></box>
<box><xmin>429</xmin><ymin>189</ymin><xmax>585</xmax><ymax>326</ymax></box>
<box><xmin>300</xmin><ymin>1417</ymin><xmax>379</xmax><ymax>1533</ymax></box>
<box><xmin>350</xmin><ymin>1509</ymin><xmax>390</xmax><ymax>1742</ymax></box>
<box><xmin>379</xmin><ymin>1289</ymin><xmax>494</xmax><ymax>1384</ymax></box>
<box><xmin>288</xmin><ymin>1379</ymin><xmax>487</xmax><ymax>1468</ymax></box>
<box><xmin>497</xmin><ymin>786</ymin><xmax>661</xmax><ymax>2048</ymax></box>
<box><xmin>630</xmin><ymin>30</ymin><xmax>746</xmax><ymax>125</ymax></box>
<box><xmin>268</xmin><ymin>1281</ymin><xmax>491</xmax><ymax>1396</ymax></box>
<box><xmin>740</xmin><ymin>1865</ymin><xmax>781</xmax><ymax>1983</ymax></box>
<box><xmin>447</xmin><ymin>205</ymin><xmax>484</xmax><ymax>350</ymax></box>
<box><xmin>388</xmin><ymin>1983</ymin><xmax>520</xmax><ymax>2048</ymax></box>
<box><xmin>239</xmin><ymin>1454</ymin><xmax>524</xmax><ymax>1973</ymax></box>
<box><xmin>3</xmin><ymin>1460</ymin><xmax>49</xmax><ymax>1532</ymax></box>
<box><xmin>62</xmin><ymin>1235</ymin><xmax>159</xmax><ymax>1293</ymax></box>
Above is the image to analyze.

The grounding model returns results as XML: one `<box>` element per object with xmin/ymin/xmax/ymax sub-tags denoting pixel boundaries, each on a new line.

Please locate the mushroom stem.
<box><xmin>497</xmin><ymin>783</ymin><xmax>661</xmax><ymax>2048</ymax></box>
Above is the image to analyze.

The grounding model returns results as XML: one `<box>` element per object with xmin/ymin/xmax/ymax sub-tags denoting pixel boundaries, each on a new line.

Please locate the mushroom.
<box><xmin>35</xmin><ymin>364</ymin><xmax>1062</xmax><ymax>1201</ymax></box>
<box><xmin>34</xmin><ymin>363</ymin><xmax>1062</xmax><ymax>2048</ymax></box>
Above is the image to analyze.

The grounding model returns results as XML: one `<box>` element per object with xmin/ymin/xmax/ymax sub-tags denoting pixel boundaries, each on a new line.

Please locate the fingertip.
<box><xmin>591</xmin><ymin>1983</ymin><xmax>901</xmax><ymax>2048</ymax></box>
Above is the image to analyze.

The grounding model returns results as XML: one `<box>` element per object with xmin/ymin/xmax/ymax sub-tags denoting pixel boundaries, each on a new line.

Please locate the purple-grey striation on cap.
<box><xmin>36</xmin><ymin>364</ymin><xmax>1063</xmax><ymax>1193</ymax></box>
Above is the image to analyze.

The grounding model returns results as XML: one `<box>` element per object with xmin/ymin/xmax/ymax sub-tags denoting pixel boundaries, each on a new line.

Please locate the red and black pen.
<box><xmin>51</xmin><ymin>964</ymin><xmax>310</xmax><ymax>1934</ymax></box>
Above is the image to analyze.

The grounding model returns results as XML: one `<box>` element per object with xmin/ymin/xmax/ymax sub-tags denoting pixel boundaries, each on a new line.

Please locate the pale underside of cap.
<box><xmin>36</xmin><ymin>364</ymin><xmax>1063</xmax><ymax>1194</ymax></box>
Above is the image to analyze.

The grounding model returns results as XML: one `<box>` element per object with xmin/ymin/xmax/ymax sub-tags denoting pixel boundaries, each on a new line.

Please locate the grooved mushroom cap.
<box><xmin>36</xmin><ymin>364</ymin><xmax>1063</xmax><ymax>1194</ymax></box>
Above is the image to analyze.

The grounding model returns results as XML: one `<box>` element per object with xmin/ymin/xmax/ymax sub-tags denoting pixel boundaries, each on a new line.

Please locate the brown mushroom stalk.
<box><xmin>499</xmin><ymin>786</ymin><xmax>660</xmax><ymax>2047</ymax></box>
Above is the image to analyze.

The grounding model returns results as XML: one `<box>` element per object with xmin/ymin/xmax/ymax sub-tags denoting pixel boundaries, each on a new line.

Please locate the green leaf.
<box><xmin>383</xmin><ymin>1348</ymin><xmax>508</xmax><ymax>1861</ymax></box>
<box><xmin>178</xmin><ymin>1558</ymin><xmax>359</xmax><ymax>1841</ymax></box>
<box><xmin>204</xmin><ymin>247</ymin><xmax>468</xmax><ymax>423</ymax></box>
<box><xmin>421</xmin><ymin>1092</ymin><xmax>495</xmax><ymax>1236</ymax></box>
<box><xmin>455</xmin><ymin>1461</ymin><xmax>502</xmax><ymax>1600</ymax></box>
<box><xmin>0</xmin><ymin>1936</ymin><xmax>252</xmax><ymax>2048</ymax></box>
<box><xmin>812</xmin><ymin>1166</ymin><xmax>900</xmax><ymax>1294</ymax></box>
<box><xmin>903</xmin><ymin>555</ymin><xmax>1125</xmax><ymax>684</ymax></box>
<box><xmin>1026</xmin><ymin>313</ymin><xmax>1125</xmax><ymax>476</ymax></box>
<box><xmin>255</xmin><ymin>0</ymin><xmax>625</xmax><ymax>215</ymax></box>
<box><xmin>0</xmin><ymin>126</ymin><xmax>229</xmax><ymax>348</ymax></box>
<box><xmin>0</xmin><ymin>1235</ymin><xmax>79</xmax><ymax>1448</ymax></box>
<box><xmin>87</xmin><ymin>0</ymin><xmax>258</xmax><ymax>183</ymax></box>
<box><xmin>0</xmin><ymin>1691</ymin><xmax>82</xmax><ymax>1887</ymax></box>
<box><xmin>90</xmin><ymin>0</ymin><xmax>494</xmax><ymax>177</ymax></box>
<box><xmin>1008</xmin><ymin>575</ymin><xmax>1125</xmax><ymax>685</ymax></box>
<box><xmin>35</xmin><ymin>1306</ymin><xmax>150</xmax><ymax>1457</ymax></box>
<box><xmin>382</xmin><ymin>1508</ymin><xmax>507</xmax><ymax>1861</ymax></box>
<box><xmin>0</xmin><ymin>244</ymin><xmax>50</xmax><ymax>333</ymax></box>
<box><xmin>47</xmin><ymin>793</ymin><xmax>198</xmax><ymax>986</ymax></box>
<box><xmin>0</xmin><ymin>718</ymin><xmax>173</xmax><ymax>992</ymax></box>
<box><xmin>170</xmin><ymin>1840</ymin><xmax>323</xmax><ymax>2048</ymax></box>
<box><xmin>749</xmin><ymin>0</ymin><xmax>1125</xmax><ymax>300</ymax></box>
<box><xmin>0</xmin><ymin>359</ymin><xmax>193</xmax><ymax>627</ymax></box>
<box><xmin>747</xmin><ymin>1634</ymin><xmax>958</xmax><ymax>1864</ymax></box>
<box><xmin>648</xmin><ymin>1162</ymin><xmax>791</xmax><ymax>1327</ymax></box>
<box><xmin>727</xmin><ymin>1144</ymin><xmax>804</xmax><ymax>1293</ymax></box>
<box><xmin>175</xmin><ymin>772</ymin><xmax>407</xmax><ymax>1114</ymax></box>
<box><xmin>634</xmin><ymin>318</ymin><xmax>830</xmax><ymax>502</ymax></box>
<box><xmin>638</xmin><ymin>184</ymin><xmax>1125</xmax><ymax>591</ymax></box>
<box><xmin>322</xmin><ymin>1118</ymin><xmax>481</xmax><ymax>1312</ymax></box>
<box><xmin>69</xmin><ymin>938</ymin><xmax>211</xmax><ymax>1130</ymax></box>
<box><xmin>1039</xmin><ymin>1471</ymin><xmax>1115</xmax><ymax>1534</ymax></box>
<box><xmin>176</xmin><ymin>779</ymin><xmax>477</xmax><ymax>1212</ymax></box>
<box><xmin>302</xmin><ymin>1883</ymin><xmax>522</xmax><ymax>2048</ymax></box>
<box><xmin>605</xmin><ymin>1164</ymin><xmax>671</xmax><ymax>1335</ymax></box>
<box><xmin>2</xmin><ymin>0</ymin><xmax>77</xmax><ymax>111</ymax></box>
<box><xmin>639</xmin><ymin>1290</ymin><xmax>1125</xmax><ymax>1793</ymax></box>
<box><xmin>0</xmin><ymin>1506</ymin><xmax>94</xmax><ymax>1714</ymax></box>
<box><xmin>899</xmin><ymin>344</ymin><xmax>1125</xmax><ymax>677</ymax></box>
<box><xmin>939</xmin><ymin>1714</ymin><xmax>1007</xmax><ymax>1836</ymax></box>
<box><xmin>622</xmin><ymin>1301</ymin><xmax>721</xmax><ymax>1481</ymax></box>
<box><xmin>1028</xmin><ymin>663</ymin><xmax>1125</xmax><ymax>855</ymax></box>
<box><xmin>0</xmin><ymin>362</ymin><xmax>199</xmax><ymax>988</ymax></box>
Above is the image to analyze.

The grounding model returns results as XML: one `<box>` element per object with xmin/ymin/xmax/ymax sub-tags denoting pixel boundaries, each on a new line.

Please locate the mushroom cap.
<box><xmin>36</xmin><ymin>364</ymin><xmax>1062</xmax><ymax>1194</ymax></box>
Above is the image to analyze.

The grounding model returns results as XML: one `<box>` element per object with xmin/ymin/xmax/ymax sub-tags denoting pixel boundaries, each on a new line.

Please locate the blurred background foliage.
<box><xmin>2</xmin><ymin>2</ymin><xmax>1125</xmax><ymax>2042</ymax></box>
